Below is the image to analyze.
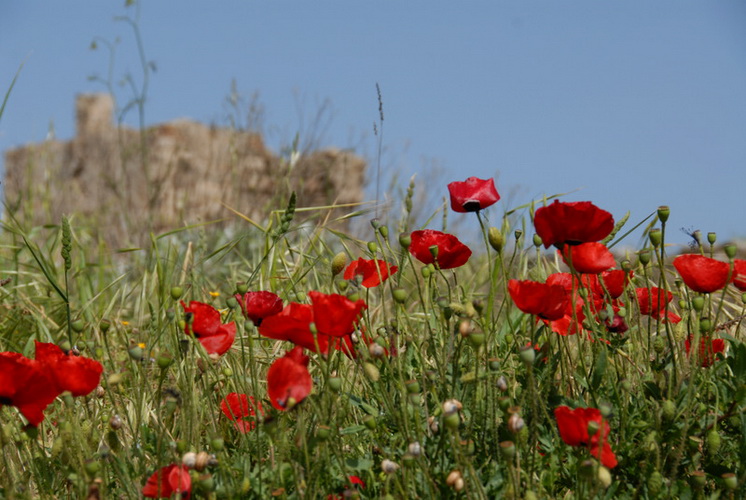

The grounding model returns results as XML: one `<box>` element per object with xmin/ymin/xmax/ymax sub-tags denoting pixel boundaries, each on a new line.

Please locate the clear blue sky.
<box><xmin>2</xmin><ymin>1</ymin><xmax>745</xmax><ymax>247</ymax></box>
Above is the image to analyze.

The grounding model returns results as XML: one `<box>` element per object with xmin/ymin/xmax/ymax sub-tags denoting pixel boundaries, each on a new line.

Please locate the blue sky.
<box><xmin>2</xmin><ymin>1</ymin><xmax>745</xmax><ymax>248</ymax></box>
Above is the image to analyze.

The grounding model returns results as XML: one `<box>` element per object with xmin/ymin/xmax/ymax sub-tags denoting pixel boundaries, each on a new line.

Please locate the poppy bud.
<box><xmin>443</xmin><ymin>413</ymin><xmax>460</xmax><ymax>430</ymax></box>
<box><xmin>597</xmin><ymin>466</ymin><xmax>612</xmax><ymax>488</ymax></box>
<box><xmin>399</xmin><ymin>233</ymin><xmax>411</xmax><ymax>248</ymax></box>
<box><xmin>507</xmin><ymin>413</ymin><xmax>524</xmax><ymax>434</ymax></box>
<box><xmin>699</xmin><ymin>318</ymin><xmax>712</xmax><ymax>333</ymax></box>
<box><xmin>691</xmin><ymin>296</ymin><xmax>705</xmax><ymax>312</ymax></box>
<box><xmin>467</xmin><ymin>332</ymin><xmax>485</xmax><ymax>348</ymax></box>
<box><xmin>496</xmin><ymin>376</ymin><xmax>508</xmax><ymax>392</ymax></box>
<box><xmin>71</xmin><ymin>319</ymin><xmax>85</xmax><ymax>333</ymax></box>
<box><xmin>363</xmin><ymin>362</ymin><xmax>380</xmax><ymax>382</ymax></box>
<box><xmin>170</xmin><ymin>286</ymin><xmax>184</xmax><ymax>300</ymax></box>
<box><xmin>381</xmin><ymin>459</ymin><xmax>399</xmax><ymax>474</ymax></box>
<box><xmin>328</xmin><ymin>376</ymin><xmax>342</xmax><ymax>392</ymax></box>
<box><xmin>225</xmin><ymin>297</ymin><xmax>238</xmax><ymax>309</ymax></box>
<box><xmin>367</xmin><ymin>241</ymin><xmax>378</xmax><ymax>254</ymax></box>
<box><xmin>408</xmin><ymin>441</ymin><xmax>422</xmax><ymax>457</ymax></box>
<box><xmin>454</xmin><ymin>478</ymin><xmax>465</xmax><ymax>491</ymax></box>
<box><xmin>109</xmin><ymin>415</ymin><xmax>123</xmax><ymax>430</ymax></box>
<box><xmin>331</xmin><ymin>252</ymin><xmax>347</xmax><ymax>276</ymax></box>
<box><xmin>488</xmin><ymin>227</ymin><xmax>504</xmax><ymax>253</ymax></box>
<box><xmin>363</xmin><ymin>415</ymin><xmax>377</xmax><ymax>430</ymax></box>
<box><xmin>587</xmin><ymin>420</ymin><xmax>600</xmax><ymax>437</ymax></box>
<box><xmin>657</xmin><ymin>206</ymin><xmax>670</xmax><ymax>223</ymax></box>
<box><xmin>661</xmin><ymin>400</ymin><xmax>676</xmax><ymax>421</ymax></box>
<box><xmin>706</xmin><ymin>429</ymin><xmax>720</xmax><ymax>454</ymax></box>
<box><xmin>370</xmin><ymin>219</ymin><xmax>382</xmax><ymax>230</ymax></box>
<box><xmin>379</xmin><ymin>225</ymin><xmax>389</xmax><ymax>239</ymax></box>
<box><xmin>446</xmin><ymin>470</ymin><xmax>461</xmax><ymax>486</ymax></box>
<box><xmin>519</xmin><ymin>345</ymin><xmax>535</xmax><ymax>366</ymax></box>
<box><xmin>236</xmin><ymin>283</ymin><xmax>248</xmax><ymax>294</ymax></box>
<box><xmin>621</xmin><ymin>259</ymin><xmax>632</xmax><ymax>272</ymax></box>
<box><xmin>128</xmin><ymin>345</ymin><xmax>144</xmax><ymax>361</ymax></box>
<box><xmin>647</xmin><ymin>471</ymin><xmax>663</xmax><ymax>495</ymax></box>
<box><xmin>532</xmin><ymin>234</ymin><xmax>543</xmax><ymax>248</ymax></box>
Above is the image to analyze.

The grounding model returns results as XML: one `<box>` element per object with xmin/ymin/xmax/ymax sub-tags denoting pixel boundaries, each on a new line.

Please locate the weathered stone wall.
<box><xmin>3</xmin><ymin>94</ymin><xmax>366</xmax><ymax>247</ymax></box>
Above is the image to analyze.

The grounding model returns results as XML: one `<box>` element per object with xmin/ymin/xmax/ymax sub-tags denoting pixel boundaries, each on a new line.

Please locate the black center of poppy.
<box><xmin>462</xmin><ymin>200</ymin><xmax>481</xmax><ymax>212</ymax></box>
<box><xmin>0</xmin><ymin>396</ymin><xmax>13</xmax><ymax>405</ymax></box>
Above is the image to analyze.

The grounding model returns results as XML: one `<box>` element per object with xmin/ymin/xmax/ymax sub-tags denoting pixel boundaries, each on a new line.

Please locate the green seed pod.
<box><xmin>467</xmin><ymin>332</ymin><xmax>485</xmax><ymax>348</ymax></box>
<box><xmin>363</xmin><ymin>415</ymin><xmax>377</xmax><ymax>430</ymax></box>
<box><xmin>316</xmin><ymin>425</ymin><xmax>331</xmax><ymax>440</ymax></box>
<box><xmin>236</xmin><ymin>283</ymin><xmax>248</xmax><ymax>295</ymax></box>
<box><xmin>692</xmin><ymin>296</ymin><xmax>705</xmax><ymax>312</ymax></box>
<box><xmin>443</xmin><ymin>413</ymin><xmax>460</xmax><ymax>430</ymax></box>
<box><xmin>689</xmin><ymin>471</ymin><xmax>706</xmax><ymax>487</ymax></box>
<box><xmin>225</xmin><ymin>297</ymin><xmax>238</xmax><ymax>309</ymax></box>
<box><xmin>170</xmin><ymin>286</ymin><xmax>184</xmax><ymax>300</ymax></box>
<box><xmin>157</xmin><ymin>355</ymin><xmax>173</xmax><ymax>370</ymax></box>
<box><xmin>363</xmin><ymin>362</ymin><xmax>380</xmax><ymax>383</ymax></box>
<box><xmin>198</xmin><ymin>475</ymin><xmax>215</xmax><ymax>492</ymax></box>
<box><xmin>649</xmin><ymin>229</ymin><xmax>662</xmax><ymax>248</ymax></box>
<box><xmin>405</xmin><ymin>380</ymin><xmax>421</xmax><ymax>394</ymax></box>
<box><xmin>331</xmin><ymin>252</ymin><xmax>348</xmax><ymax>276</ymax></box>
<box><xmin>488</xmin><ymin>358</ymin><xmax>500</xmax><ymax>371</ymax></box>
<box><xmin>392</xmin><ymin>289</ymin><xmax>407</xmax><ymax>303</ymax></box>
<box><xmin>638</xmin><ymin>249</ymin><xmax>652</xmax><ymax>266</ymax></box>
<box><xmin>657</xmin><ymin>206</ymin><xmax>670</xmax><ymax>223</ymax></box>
<box><xmin>399</xmin><ymin>233</ymin><xmax>411</xmax><ymax>249</ymax></box>
<box><xmin>707</xmin><ymin>232</ymin><xmax>717</xmax><ymax>245</ymax></box>
<box><xmin>128</xmin><ymin>346</ymin><xmax>143</xmax><ymax>361</ymax></box>
<box><xmin>379</xmin><ymin>225</ymin><xmax>389</xmax><ymax>239</ymax></box>
<box><xmin>722</xmin><ymin>473</ymin><xmax>737</xmax><ymax>490</ymax></box>
<box><xmin>367</xmin><ymin>241</ymin><xmax>378</xmax><ymax>254</ymax></box>
<box><xmin>500</xmin><ymin>440</ymin><xmax>516</xmax><ymax>458</ymax></box>
<box><xmin>647</xmin><ymin>471</ymin><xmax>663</xmax><ymax>495</ymax></box>
<box><xmin>328</xmin><ymin>377</ymin><xmax>342</xmax><ymax>392</ymax></box>
<box><xmin>420</xmin><ymin>266</ymin><xmax>431</xmax><ymax>279</ymax></box>
<box><xmin>706</xmin><ymin>429</ymin><xmax>720</xmax><ymax>454</ymax></box>
<box><xmin>723</xmin><ymin>243</ymin><xmax>737</xmax><ymax>260</ymax></box>
<box><xmin>661</xmin><ymin>400</ymin><xmax>676</xmax><ymax>421</ymax></box>
<box><xmin>519</xmin><ymin>345</ymin><xmax>535</xmax><ymax>365</ymax></box>
<box><xmin>71</xmin><ymin>319</ymin><xmax>85</xmax><ymax>333</ymax></box>
<box><xmin>532</xmin><ymin>234</ymin><xmax>543</xmax><ymax>248</ymax></box>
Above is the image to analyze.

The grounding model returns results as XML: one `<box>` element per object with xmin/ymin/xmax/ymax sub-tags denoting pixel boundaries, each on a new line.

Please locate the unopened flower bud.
<box><xmin>381</xmin><ymin>459</ymin><xmax>399</xmax><ymax>474</ymax></box>
<box><xmin>392</xmin><ymin>288</ymin><xmax>407</xmax><ymax>303</ymax></box>
<box><xmin>363</xmin><ymin>362</ymin><xmax>380</xmax><ymax>382</ymax></box>
<box><xmin>488</xmin><ymin>227</ymin><xmax>504</xmax><ymax>252</ymax></box>
<box><xmin>496</xmin><ymin>375</ymin><xmax>508</xmax><ymax>392</ymax></box>
<box><xmin>446</xmin><ymin>470</ymin><xmax>462</xmax><ymax>486</ymax></box>
<box><xmin>519</xmin><ymin>345</ymin><xmax>535</xmax><ymax>366</ymax></box>
<box><xmin>407</xmin><ymin>442</ymin><xmax>422</xmax><ymax>457</ymax></box>
<box><xmin>532</xmin><ymin>234</ymin><xmax>543</xmax><ymax>248</ymax></box>
<box><xmin>399</xmin><ymin>233</ymin><xmax>411</xmax><ymax>248</ymax></box>
<box><xmin>442</xmin><ymin>399</ymin><xmax>462</xmax><ymax>416</ymax></box>
<box><xmin>508</xmin><ymin>413</ymin><xmax>525</xmax><ymax>434</ymax></box>
<box><xmin>170</xmin><ymin>286</ymin><xmax>184</xmax><ymax>300</ymax></box>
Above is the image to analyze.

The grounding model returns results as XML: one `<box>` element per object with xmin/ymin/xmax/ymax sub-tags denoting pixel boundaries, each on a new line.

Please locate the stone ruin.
<box><xmin>3</xmin><ymin>94</ymin><xmax>366</xmax><ymax>248</ymax></box>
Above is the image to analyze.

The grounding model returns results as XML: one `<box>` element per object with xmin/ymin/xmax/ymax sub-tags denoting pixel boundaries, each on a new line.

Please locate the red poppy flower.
<box><xmin>508</xmin><ymin>279</ymin><xmax>569</xmax><ymax>321</ymax></box>
<box><xmin>534</xmin><ymin>200</ymin><xmax>614</xmax><ymax>249</ymax></box>
<box><xmin>309</xmin><ymin>291</ymin><xmax>367</xmax><ymax>337</ymax></box>
<box><xmin>560</xmin><ymin>242</ymin><xmax>616</xmax><ymax>274</ymax></box>
<box><xmin>685</xmin><ymin>336</ymin><xmax>725</xmax><ymax>367</ymax></box>
<box><xmin>673</xmin><ymin>254</ymin><xmax>731</xmax><ymax>293</ymax></box>
<box><xmin>554</xmin><ymin>405</ymin><xmax>617</xmax><ymax>468</ymax></box>
<box><xmin>234</xmin><ymin>291</ymin><xmax>283</xmax><ymax>326</ymax></box>
<box><xmin>733</xmin><ymin>259</ymin><xmax>746</xmax><ymax>292</ymax></box>
<box><xmin>0</xmin><ymin>352</ymin><xmax>60</xmax><ymax>426</ymax></box>
<box><xmin>600</xmin><ymin>270</ymin><xmax>630</xmax><ymax>299</ymax></box>
<box><xmin>409</xmin><ymin>230</ymin><xmax>472</xmax><ymax>270</ymax></box>
<box><xmin>34</xmin><ymin>341</ymin><xmax>103</xmax><ymax>397</ymax></box>
<box><xmin>447</xmin><ymin>176</ymin><xmax>500</xmax><ymax>213</ymax></box>
<box><xmin>142</xmin><ymin>464</ymin><xmax>191</xmax><ymax>498</ymax></box>
<box><xmin>181</xmin><ymin>301</ymin><xmax>236</xmax><ymax>355</ymax></box>
<box><xmin>327</xmin><ymin>475</ymin><xmax>366</xmax><ymax>500</ymax></box>
<box><xmin>343</xmin><ymin>258</ymin><xmax>398</xmax><ymax>288</ymax></box>
<box><xmin>635</xmin><ymin>287</ymin><xmax>681</xmax><ymax>323</ymax></box>
<box><xmin>220</xmin><ymin>393</ymin><xmax>264</xmax><ymax>433</ymax></box>
<box><xmin>258</xmin><ymin>302</ymin><xmax>343</xmax><ymax>354</ymax></box>
<box><xmin>267</xmin><ymin>346</ymin><xmax>312</xmax><ymax>411</ymax></box>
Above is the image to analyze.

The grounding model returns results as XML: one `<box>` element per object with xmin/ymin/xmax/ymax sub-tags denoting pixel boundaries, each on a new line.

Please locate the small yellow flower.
<box><xmin>137</xmin><ymin>342</ymin><xmax>146</xmax><ymax>349</ymax></box>
<box><xmin>121</xmin><ymin>321</ymin><xmax>130</xmax><ymax>326</ymax></box>
<box><xmin>209</xmin><ymin>291</ymin><xmax>221</xmax><ymax>297</ymax></box>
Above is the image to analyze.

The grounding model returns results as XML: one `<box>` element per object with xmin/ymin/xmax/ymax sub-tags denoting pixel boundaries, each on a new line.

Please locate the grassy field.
<box><xmin>0</xmin><ymin>169</ymin><xmax>744</xmax><ymax>499</ymax></box>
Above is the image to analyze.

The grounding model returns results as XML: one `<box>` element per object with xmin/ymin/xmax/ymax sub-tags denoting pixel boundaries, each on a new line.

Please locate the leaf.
<box><xmin>339</xmin><ymin>425</ymin><xmax>366</xmax><ymax>436</ymax></box>
<box><xmin>345</xmin><ymin>458</ymin><xmax>374</xmax><ymax>471</ymax></box>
